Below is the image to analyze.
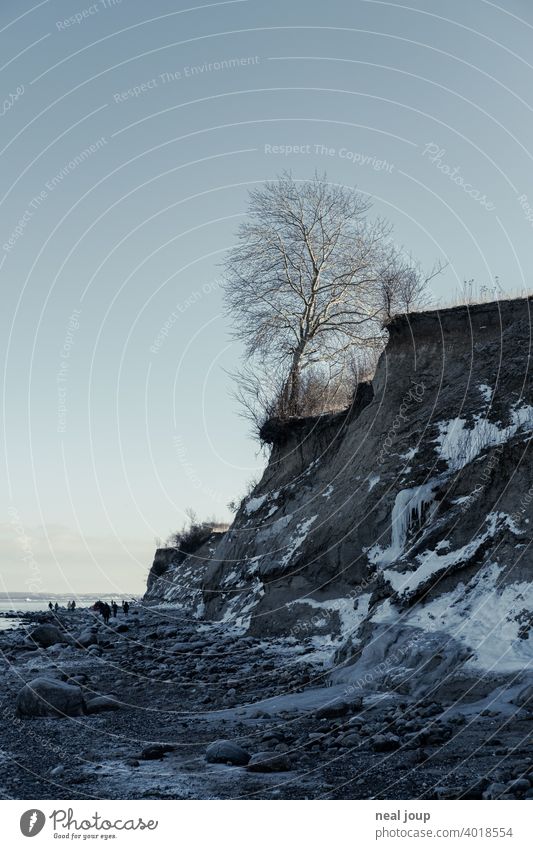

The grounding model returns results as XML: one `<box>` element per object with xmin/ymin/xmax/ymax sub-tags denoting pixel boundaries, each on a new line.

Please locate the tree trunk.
<box><xmin>282</xmin><ymin>346</ymin><xmax>305</xmax><ymax>417</ymax></box>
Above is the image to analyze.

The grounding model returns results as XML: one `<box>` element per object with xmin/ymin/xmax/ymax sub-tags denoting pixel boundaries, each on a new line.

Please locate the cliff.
<box><xmin>146</xmin><ymin>297</ymin><xmax>533</xmax><ymax>699</ymax></box>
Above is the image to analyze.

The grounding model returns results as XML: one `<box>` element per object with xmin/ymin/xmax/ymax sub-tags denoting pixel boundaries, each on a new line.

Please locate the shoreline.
<box><xmin>0</xmin><ymin>606</ymin><xmax>531</xmax><ymax>800</ymax></box>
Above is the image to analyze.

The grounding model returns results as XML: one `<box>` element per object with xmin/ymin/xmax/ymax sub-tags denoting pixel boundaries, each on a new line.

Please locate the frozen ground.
<box><xmin>0</xmin><ymin>606</ymin><xmax>532</xmax><ymax>800</ymax></box>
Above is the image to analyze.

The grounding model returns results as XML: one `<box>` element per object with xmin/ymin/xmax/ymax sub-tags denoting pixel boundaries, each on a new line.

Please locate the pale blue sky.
<box><xmin>2</xmin><ymin>0</ymin><xmax>533</xmax><ymax>592</ymax></box>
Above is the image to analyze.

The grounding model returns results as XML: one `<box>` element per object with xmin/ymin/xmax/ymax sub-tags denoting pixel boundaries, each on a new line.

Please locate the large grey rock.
<box><xmin>247</xmin><ymin>751</ymin><xmax>291</xmax><ymax>772</ymax></box>
<box><xmin>76</xmin><ymin>629</ymin><xmax>98</xmax><ymax>648</ymax></box>
<box><xmin>205</xmin><ymin>740</ymin><xmax>250</xmax><ymax>766</ymax></box>
<box><xmin>315</xmin><ymin>699</ymin><xmax>351</xmax><ymax>719</ymax></box>
<box><xmin>16</xmin><ymin>677</ymin><xmax>84</xmax><ymax>718</ymax></box>
<box><xmin>85</xmin><ymin>695</ymin><xmax>121</xmax><ymax>713</ymax></box>
<box><xmin>140</xmin><ymin>743</ymin><xmax>175</xmax><ymax>760</ymax></box>
<box><xmin>513</xmin><ymin>684</ymin><xmax>533</xmax><ymax>707</ymax></box>
<box><xmin>372</xmin><ymin>733</ymin><xmax>401</xmax><ymax>752</ymax></box>
<box><xmin>28</xmin><ymin>625</ymin><xmax>66</xmax><ymax>648</ymax></box>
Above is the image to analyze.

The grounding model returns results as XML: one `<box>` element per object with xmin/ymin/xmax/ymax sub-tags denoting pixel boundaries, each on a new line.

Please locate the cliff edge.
<box><xmin>146</xmin><ymin>297</ymin><xmax>533</xmax><ymax>700</ymax></box>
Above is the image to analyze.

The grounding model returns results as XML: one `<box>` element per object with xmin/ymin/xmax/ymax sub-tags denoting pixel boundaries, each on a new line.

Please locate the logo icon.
<box><xmin>20</xmin><ymin>810</ymin><xmax>46</xmax><ymax>837</ymax></box>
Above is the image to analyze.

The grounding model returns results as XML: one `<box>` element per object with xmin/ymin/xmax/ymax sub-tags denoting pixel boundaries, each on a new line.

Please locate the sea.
<box><xmin>0</xmin><ymin>595</ymin><xmax>130</xmax><ymax>631</ymax></box>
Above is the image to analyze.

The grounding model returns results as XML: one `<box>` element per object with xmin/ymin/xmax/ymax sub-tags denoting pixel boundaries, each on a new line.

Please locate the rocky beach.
<box><xmin>1</xmin><ymin>604</ymin><xmax>532</xmax><ymax>801</ymax></box>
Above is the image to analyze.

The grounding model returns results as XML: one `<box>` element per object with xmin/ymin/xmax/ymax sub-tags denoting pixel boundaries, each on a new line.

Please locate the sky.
<box><xmin>1</xmin><ymin>0</ymin><xmax>533</xmax><ymax>594</ymax></box>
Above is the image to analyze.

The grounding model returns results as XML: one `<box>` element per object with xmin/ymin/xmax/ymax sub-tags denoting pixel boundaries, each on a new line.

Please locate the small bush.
<box><xmin>167</xmin><ymin>509</ymin><xmax>228</xmax><ymax>555</ymax></box>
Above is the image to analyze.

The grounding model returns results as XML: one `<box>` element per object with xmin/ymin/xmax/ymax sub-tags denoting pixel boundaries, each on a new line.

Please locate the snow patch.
<box><xmin>384</xmin><ymin>512</ymin><xmax>516</xmax><ymax>596</ymax></box>
<box><xmin>367</xmin><ymin>474</ymin><xmax>380</xmax><ymax>491</ymax></box>
<box><xmin>436</xmin><ymin>403</ymin><xmax>533</xmax><ymax>471</ymax></box>
<box><xmin>368</xmin><ymin>483</ymin><xmax>438</xmax><ymax>567</ymax></box>
<box><xmin>280</xmin><ymin>515</ymin><xmax>318</xmax><ymax>567</ymax></box>
<box><xmin>403</xmin><ymin>563</ymin><xmax>533</xmax><ymax>673</ymax></box>
<box><xmin>244</xmin><ymin>494</ymin><xmax>268</xmax><ymax>515</ymax></box>
<box><xmin>478</xmin><ymin>383</ymin><xmax>493</xmax><ymax>403</ymax></box>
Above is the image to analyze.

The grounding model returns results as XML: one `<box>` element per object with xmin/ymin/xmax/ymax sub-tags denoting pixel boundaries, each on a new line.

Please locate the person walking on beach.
<box><xmin>111</xmin><ymin>601</ymin><xmax>118</xmax><ymax>618</ymax></box>
<box><xmin>48</xmin><ymin>601</ymin><xmax>53</xmax><ymax>611</ymax></box>
<box><xmin>102</xmin><ymin>602</ymin><xmax>111</xmax><ymax>624</ymax></box>
<box><xmin>122</xmin><ymin>600</ymin><xmax>129</xmax><ymax>615</ymax></box>
<box><xmin>54</xmin><ymin>602</ymin><xmax>59</xmax><ymax>612</ymax></box>
<box><xmin>71</xmin><ymin>599</ymin><xmax>76</xmax><ymax>611</ymax></box>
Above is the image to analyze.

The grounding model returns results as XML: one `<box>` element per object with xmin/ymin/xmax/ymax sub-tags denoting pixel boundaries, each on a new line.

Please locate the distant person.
<box><xmin>48</xmin><ymin>601</ymin><xmax>53</xmax><ymax>611</ymax></box>
<box><xmin>54</xmin><ymin>602</ymin><xmax>59</xmax><ymax>612</ymax></box>
<box><xmin>122</xmin><ymin>601</ymin><xmax>129</xmax><ymax>616</ymax></box>
<box><xmin>111</xmin><ymin>601</ymin><xmax>118</xmax><ymax>618</ymax></box>
<box><xmin>101</xmin><ymin>602</ymin><xmax>111</xmax><ymax>624</ymax></box>
<box><xmin>71</xmin><ymin>599</ymin><xmax>76</xmax><ymax>611</ymax></box>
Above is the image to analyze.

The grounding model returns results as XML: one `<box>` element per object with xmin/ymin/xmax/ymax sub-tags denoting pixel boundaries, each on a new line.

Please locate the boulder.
<box><xmin>247</xmin><ymin>751</ymin><xmax>291</xmax><ymax>772</ymax></box>
<box><xmin>76</xmin><ymin>629</ymin><xmax>98</xmax><ymax>648</ymax></box>
<box><xmin>140</xmin><ymin>743</ymin><xmax>175</xmax><ymax>760</ymax></box>
<box><xmin>314</xmin><ymin>699</ymin><xmax>351</xmax><ymax>719</ymax></box>
<box><xmin>28</xmin><ymin>625</ymin><xmax>66</xmax><ymax>648</ymax></box>
<box><xmin>372</xmin><ymin>733</ymin><xmax>401</xmax><ymax>752</ymax></box>
<box><xmin>205</xmin><ymin>740</ymin><xmax>251</xmax><ymax>766</ymax></box>
<box><xmin>513</xmin><ymin>684</ymin><xmax>533</xmax><ymax>707</ymax></box>
<box><xmin>85</xmin><ymin>695</ymin><xmax>122</xmax><ymax>713</ymax></box>
<box><xmin>16</xmin><ymin>677</ymin><xmax>84</xmax><ymax>718</ymax></box>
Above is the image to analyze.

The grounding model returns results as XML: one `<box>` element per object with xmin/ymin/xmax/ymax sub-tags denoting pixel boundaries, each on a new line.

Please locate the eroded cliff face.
<box><xmin>146</xmin><ymin>297</ymin><xmax>533</xmax><ymax>698</ymax></box>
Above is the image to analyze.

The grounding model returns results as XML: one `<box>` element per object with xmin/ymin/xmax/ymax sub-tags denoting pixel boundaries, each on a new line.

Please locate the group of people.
<box><xmin>48</xmin><ymin>599</ymin><xmax>76</xmax><ymax>611</ymax></box>
<box><xmin>47</xmin><ymin>598</ymin><xmax>131</xmax><ymax>623</ymax></box>
<box><xmin>94</xmin><ymin>599</ymin><xmax>130</xmax><ymax>624</ymax></box>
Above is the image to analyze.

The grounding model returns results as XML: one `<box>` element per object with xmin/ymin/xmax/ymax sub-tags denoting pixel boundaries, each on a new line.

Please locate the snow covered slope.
<box><xmin>147</xmin><ymin>297</ymin><xmax>533</xmax><ymax>699</ymax></box>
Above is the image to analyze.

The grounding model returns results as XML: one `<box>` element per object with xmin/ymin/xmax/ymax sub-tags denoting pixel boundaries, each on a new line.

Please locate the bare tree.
<box><xmin>224</xmin><ymin>172</ymin><xmax>394</xmax><ymax>417</ymax></box>
<box><xmin>376</xmin><ymin>249</ymin><xmax>443</xmax><ymax>323</ymax></box>
<box><xmin>224</xmin><ymin>172</ymin><xmax>441</xmax><ymax>423</ymax></box>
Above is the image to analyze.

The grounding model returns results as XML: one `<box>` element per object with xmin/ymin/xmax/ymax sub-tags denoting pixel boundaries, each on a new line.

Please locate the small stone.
<box><xmin>140</xmin><ymin>744</ymin><xmax>175</xmax><ymax>760</ymax></box>
<box><xmin>371</xmin><ymin>733</ymin><xmax>401</xmax><ymax>752</ymax></box>
<box><xmin>50</xmin><ymin>765</ymin><xmax>65</xmax><ymax>777</ymax></box>
<box><xmin>483</xmin><ymin>782</ymin><xmax>507</xmax><ymax>800</ymax></box>
<box><xmin>507</xmin><ymin>778</ymin><xmax>530</xmax><ymax>793</ymax></box>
